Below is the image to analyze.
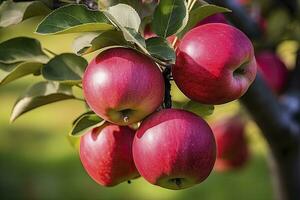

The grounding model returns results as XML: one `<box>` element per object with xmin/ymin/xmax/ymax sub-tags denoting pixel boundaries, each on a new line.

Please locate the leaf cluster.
<box><xmin>0</xmin><ymin>0</ymin><xmax>230</xmax><ymax>137</ymax></box>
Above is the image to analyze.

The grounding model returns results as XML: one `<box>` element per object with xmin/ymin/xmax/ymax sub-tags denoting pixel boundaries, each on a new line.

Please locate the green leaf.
<box><xmin>74</xmin><ymin>30</ymin><xmax>127</xmax><ymax>55</ymax></box>
<box><xmin>107</xmin><ymin>4</ymin><xmax>141</xmax><ymax>32</ymax></box>
<box><xmin>36</xmin><ymin>4</ymin><xmax>114</xmax><ymax>35</ymax></box>
<box><xmin>70</xmin><ymin>111</ymin><xmax>104</xmax><ymax>136</ymax></box>
<box><xmin>0</xmin><ymin>37</ymin><xmax>49</xmax><ymax>64</ymax></box>
<box><xmin>0</xmin><ymin>0</ymin><xmax>50</xmax><ymax>28</ymax></box>
<box><xmin>67</xmin><ymin>134</ymin><xmax>80</xmax><ymax>149</ymax></box>
<box><xmin>72</xmin><ymin>32</ymin><xmax>100</xmax><ymax>54</ymax></box>
<box><xmin>123</xmin><ymin>27</ymin><xmax>146</xmax><ymax>49</ymax></box>
<box><xmin>42</xmin><ymin>53</ymin><xmax>87</xmax><ymax>83</ymax></box>
<box><xmin>0</xmin><ymin>61</ymin><xmax>43</xmax><ymax>86</ymax></box>
<box><xmin>183</xmin><ymin>101</ymin><xmax>214</xmax><ymax>117</ymax></box>
<box><xmin>178</xmin><ymin>4</ymin><xmax>231</xmax><ymax>38</ymax></box>
<box><xmin>98</xmin><ymin>0</ymin><xmax>157</xmax><ymax>19</ymax></box>
<box><xmin>10</xmin><ymin>81</ymin><xmax>75</xmax><ymax>122</ymax></box>
<box><xmin>103</xmin><ymin>11</ymin><xmax>148</xmax><ymax>53</ymax></box>
<box><xmin>152</xmin><ymin>0</ymin><xmax>188</xmax><ymax>38</ymax></box>
<box><xmin>146</xmin><ymin>37</ymin><xmax>175</xmax><ymax>63</ymax></box>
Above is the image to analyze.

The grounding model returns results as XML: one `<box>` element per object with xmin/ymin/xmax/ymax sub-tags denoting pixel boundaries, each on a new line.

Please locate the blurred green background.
<box><xmin>0</xmin><ymin>16</ymin><xmax>274</xmax><ymax>200</ymax></box>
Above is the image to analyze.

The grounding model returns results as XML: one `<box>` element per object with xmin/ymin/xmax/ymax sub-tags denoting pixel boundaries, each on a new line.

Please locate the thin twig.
<box><xmin>163</xmin><ymin>66</ymin><xmax>172</xmax><ymax>109</ymax></box>
<box><xmin>75</xmin><ymin>97</ymin><xmax>86</xmax><ymax>102</ymax></box>
<box><xmin>43</xmin><ymin>48</ymin><xmax>57</xmax><ymax>57</ymax></box>
<box><xmin>75</xmin><ymin>84</ymin><xmax>83</xmax><ymax>89</ymax></box>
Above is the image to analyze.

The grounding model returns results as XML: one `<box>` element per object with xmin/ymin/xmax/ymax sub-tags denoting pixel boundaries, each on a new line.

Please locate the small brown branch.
<box><xmin>163</xmin><ymin>66</ymin><xmax>172</xmax><ymax>109</ymax></box>
<box><xmin>241</xmin><ymin>74</ymin><xmax>300</xmax><ymax>149</ymax></box>
<box><xmin>275</xmin><ymin>0</ymin><xmax>299</xmax><ymax>16</ymax></box>
<box><xmin>288</xmin><ymin>49</ymin><xmax>300</xmax><ymax>91</ymax></box>
<box><xmin>240</xmin><ymin>74</ymin><xmax>300</xmax><ymax>200</ymax></box>
<box><xmin>209</xmin><ymin>0</ymin><xmax>262</xmax><ymax>39</ymax></box>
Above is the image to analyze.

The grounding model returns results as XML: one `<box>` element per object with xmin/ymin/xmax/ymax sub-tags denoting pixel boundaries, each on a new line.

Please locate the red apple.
<box><xmin>83</xmin><ymin>47</ymin><xmax>165</xmax><ymax>125</ymax></box>
<box><xmin>211</xmin><ymin>115</ymin><xmax>249</xmax><ymax>171</ymax></box>
<box><xmin>133</xmin><ymin>109</ymin><xmax>216</xmax><ymax>190</ymax></box>
<box><xmin>80</xmin><ymin>123</ymin><xmax>139</xmax><ymax>186</ymax></box>
<box><xmin>256</xmin><ymin>51</ymin><xmax>289</xmax><ymax>94</ymax></box>
<box><xmin>196</xmin><ymin>13</ymin><xmax>228</xmax><ymax>26</ymax></box>
<box><xmin>173</xmin><ymin>23</ymin><xmax>257</xmax><ymax>104</ymax></box>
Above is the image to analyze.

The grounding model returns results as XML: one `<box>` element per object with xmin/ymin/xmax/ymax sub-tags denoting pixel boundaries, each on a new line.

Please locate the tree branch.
<box><xmin>240</xmin><ymin>75</ymin><xmax>300</xmax><ymax>150</ymax></box>
<box><xmin>209</xmin><ymin>0</ymin><xmax>262</xmax><ymax>39</ymax></box>
<box><xmin>163</xmin><ymin>66</ymin><xmax>172</xmax><ymax>109</ymax></box>
<box><xmin>275</xmin><ymin>0</ymin><xmax>299</xmax><ymax>16</ymax></box>
<box><xmin>240</xmin><ymin>70</ymin><xmax>300</xmax><ymax>200</ymax></box>
<box><xmin>288</xmin><ymin>49</ymin><xmax>300</xmax><ymax>91</ymax></box>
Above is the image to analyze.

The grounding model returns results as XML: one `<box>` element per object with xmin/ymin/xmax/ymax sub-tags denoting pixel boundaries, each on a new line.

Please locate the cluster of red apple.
<box><xmin>78</xmin><ymin>9</ymin><xmax>289</xmax><ymax>189</ymax></box>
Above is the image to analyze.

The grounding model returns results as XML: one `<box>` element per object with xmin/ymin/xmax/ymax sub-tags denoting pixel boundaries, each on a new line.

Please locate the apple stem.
<box><xmin>175</xmin><ymin>178</ymin><xmax>181</xmax><ymax>187</ymax></box>
<box><xmin>163</xmin><ymin>66</ymin><xmax>172</xmax><ymax>109</ymax></box>
<box><xmin>170</xmin><ymin>178</ymin><xmax>182</xmax><ymax>188</ymax></box>
<box><xmin>127</xmin><ymin>180</ymin><xmax>131</xmax><ymax>184</ymax></box>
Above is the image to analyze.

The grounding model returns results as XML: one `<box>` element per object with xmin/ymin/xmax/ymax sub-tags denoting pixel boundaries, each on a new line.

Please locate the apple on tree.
<box><xmin>82</xmin><ymin>47</ymin><xmax>165</xmax><ymax>126</ymax></box>
<box><xmin>211</xmin><ymin>115</ymin><xmax>249</xmax><ymax>171</ymax></box>
<box><xmin>256</xmin><ymin>51</ymin><xmax>289</xmax><ymax>94</ymax></box>
<box><xmin>173</xmin><ymin>23</ymin><xmax>257</xmax><ymax>104</ymax></box>
<box><xmin>133</xmin><ymin>109</ymin><xmax>216</xmax><ymax>190</ymax></box>
<box><xmin>79</xmin><ymin>123</ymin><xmax>139</xmax><ymax>186</ymax></box>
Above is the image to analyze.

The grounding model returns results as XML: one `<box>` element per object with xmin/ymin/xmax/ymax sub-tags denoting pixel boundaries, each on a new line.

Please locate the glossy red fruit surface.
<box><xmin>133</xmin><ymin>109</ymin><xmax>216</xmax><ymax>190</ymax></box>
<box><xmin>83</xmin><ymin>47</ymin><xmax>165</xmax><ymax>125</ymax></box>
<box><xmin>80</xmin><ymin>123</ymin><xmax>139</xmax><ymax>186</ymax></box>
<box><xmin>173</xmin><ymin>23</ymin><xmax>257</xmax><ymax>104</ymax></box>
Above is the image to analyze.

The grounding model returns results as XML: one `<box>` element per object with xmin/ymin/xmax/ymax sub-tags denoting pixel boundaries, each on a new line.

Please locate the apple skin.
<box><xmin>196</xmin><ymin>14</ymin><xmax>228</xmax><ymax>26</ymax></box>
<box><xmin>79</xmin><ymin>123</ymin><xmax>139</xmax><ymax>186</ymax></box>
<box><xmin>133</xmin><ymin>109</ymin><xmax>216</xmax><ymax>190</ymax></box>
<box><xmin>256</xmin><ymin>51</ymin><xmax>289</xmax><ymax>94</ymax></box>
<box><xmin>172</xmin><ymin>23</ymin><xmax>257</xmax><ymax>104</ymax></box>
<box><xmin>211</xmin><ymin>115</ymin><xmax>249</xmax><ymax>171</ymax></box>
<box><xmin>82</xmin><ymin>47</ymin><xmax>165</xmax><ymax>125</ymax></box>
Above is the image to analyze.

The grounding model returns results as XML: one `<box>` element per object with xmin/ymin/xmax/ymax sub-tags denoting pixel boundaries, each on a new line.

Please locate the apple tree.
<box><xmin>0</xmin><ymin>0</ymin><xmax>299</xmax><ymax>199</ymax></box>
